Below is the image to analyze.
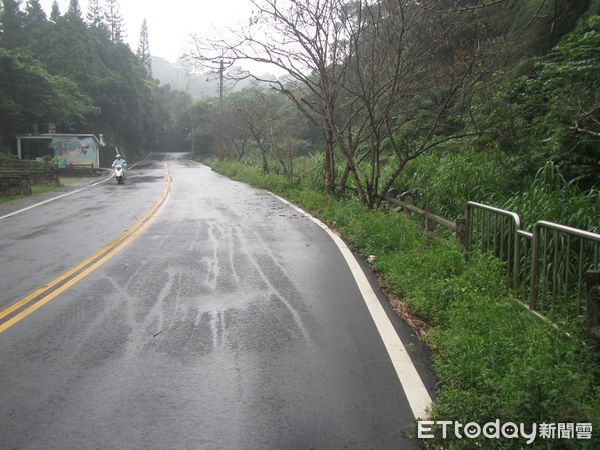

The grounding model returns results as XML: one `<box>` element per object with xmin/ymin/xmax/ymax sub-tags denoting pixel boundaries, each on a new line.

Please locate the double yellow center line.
<box><xmin>0</xmin><ymin>163</ymin><xmax>173</xmax><ymax>334</ymax></box>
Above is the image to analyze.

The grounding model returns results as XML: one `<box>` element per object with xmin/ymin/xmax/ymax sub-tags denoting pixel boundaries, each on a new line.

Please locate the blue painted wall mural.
<box><xmin>53</xmin><ymin>136</ymin><xmax>99</xmax><ymax>167</ymax></box>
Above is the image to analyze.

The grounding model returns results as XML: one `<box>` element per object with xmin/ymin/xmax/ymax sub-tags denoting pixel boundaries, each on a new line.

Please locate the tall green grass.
<box><xmin>391</xmin><ymin>150</ymin><xmax>598</xmax><ymax>235</ymax></box>
<box><xmin>392</xmin><ymin>148</ymin><xmax>514</xmax><ymax>219</ymax></box>
<box><xmin>504</xmin><ymin>162</ymin><xmax>599</xmax><ymax>232</ymax></box>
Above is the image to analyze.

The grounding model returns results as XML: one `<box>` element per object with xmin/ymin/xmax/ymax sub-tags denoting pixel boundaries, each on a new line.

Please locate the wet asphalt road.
<box><xmin>0</xmin><ymin>153</ymin><xmax>433</xmax><ymax>449</ymax></box>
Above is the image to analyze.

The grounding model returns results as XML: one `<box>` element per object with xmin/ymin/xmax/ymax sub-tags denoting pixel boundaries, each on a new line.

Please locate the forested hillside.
<box><xmin>191</xmin><ymin>0</ymin><xmax>598</xmax><ymax>229</ymax></box>
<box><xmin>0</xmin><ymin>0</ymin><xmax>192</xmax><ymax>160</ymax></box>
<box><xmin>398</xmin><ymin>5</ymin><xmax>600</xmax><ymax>228</ymax></box>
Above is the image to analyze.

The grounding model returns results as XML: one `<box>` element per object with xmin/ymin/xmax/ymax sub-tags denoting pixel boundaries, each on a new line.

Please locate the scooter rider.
<box><xmin>112</xmin><ymin>153</ymin><xmax>127</xmax><ymax>169</ymax></box>
<box><xmin>112</xmin><ymin>153</ymin><xmax>127</xmax><ymax>182</ymax></box>
<box><xmin>112</xmin><ymin>152</ymin><xmax>127</xmax><ymax>169</ymax></box>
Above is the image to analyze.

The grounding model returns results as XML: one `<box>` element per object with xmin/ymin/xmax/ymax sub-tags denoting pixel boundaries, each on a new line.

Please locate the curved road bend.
<box><xmin>0</xmin><ymin>153</ymin><xmax>435</xmax><ymax>449</ymax></box>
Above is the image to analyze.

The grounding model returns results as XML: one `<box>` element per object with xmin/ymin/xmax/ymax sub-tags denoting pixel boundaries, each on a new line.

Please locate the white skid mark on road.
<box><xmin>233</xmin><ymin>225</ymin><xmax>312</xmax><ymax>343</ymax></box>
<box><xmin>227</xmin><ymin>226</ymin><xmax>241</xmax><ymax>284</ymax></box>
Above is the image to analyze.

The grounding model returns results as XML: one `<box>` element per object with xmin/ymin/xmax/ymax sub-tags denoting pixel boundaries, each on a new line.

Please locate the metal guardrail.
<box><xmin>516</xmin><ymin>229</ymin><xmax>534</xmax><ymax>302</ymax></box>
<box><xmin>385</xmin><ymin>195</ymin><xmax>600</xmax><ymax>335</ymax></box>
<box><xmin>530</xmin><ymin>221</ymin><xmax>600</xmax><ymax>321</ymax></box>
<box><xmin>466</xmin><ymin>201</ymin><xmax>522</xmax><ymax>295</ymax></box>
<box><xmin>382</xmin><ymin>191</ymin><xmax>600</xmax><ymax>340</ymax></box>
<box><xmin>465</xmin><ymin>202</ymin><xmax>600</xmax><ymax>328</ymax></box>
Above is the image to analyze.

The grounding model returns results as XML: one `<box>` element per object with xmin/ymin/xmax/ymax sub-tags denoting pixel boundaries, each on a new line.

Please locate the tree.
<box><xmin>49</xmin><ymin>0</ymin><xmax>60</xmax><ymax>22</ymax></box>
<box><xmin>327</xmin><ymin>1</ymin><xmax>482</xmax><ymax>208</ymax></box>
<box><xmin>144</xmin><ymin>83</ymin><xmax>193</xmax><ymax>153</ymax></box>
<box><xmin>24</xmin><ymin>0</ymin><xmax>46</xmax><ymax>24</ymax></box>
<box><xmin>485</xmin><ymin>14</ymin><xmax>600</xmax><ymax>188</ymax></box>
<box><xmin>0</xmin><ymin>0</ymin><xmax>192</xmax><ymax>159</ymax></box>
<box><xmin>184</xmin><ymin>99</ymin><xmax>217</xmax><ymax>158</ymax></box>
<box><xmin>0</xmin><ymin>49</ymin><xmax>97</xmax><ymax>147</ymax></box>
<box><xmin>65</xmin><ymin>0</ymin><xmax>82</xmax><ymax>22</ymax></box>
<box><xmin>235</xmin><ymin>88</ymin><xmax>276</xmax><ymax>173</ymax></box>
<box><xmin>222</xmin><ymin>92</ymin><xmax>254</xmax><ymax>162</ymax></box>
<box><xmin>0</xmin><ymin>0</ymin><xmax>24</xmax><ymax>49</ymax></box>
<box><xmin>190</xmin><ymin>0</ymin><xmax>480</xmax><ymax>207</ymax></box>
<box><xmin>228</xmin><ymin>87</ymin><xmax>309</xmax><ymax>175</ymax></box>
<box><xmin>22</xmin><ymin>0</ymin><xmax>48</xmax><ymax>49</ymax></box>
<box><xmin>190</xmin><ymin>0</ymin><xmax>349</xmax><ymax>194</ymax></box>
<box><xmin>104</xmin><ymin>0</ymin><xmax>125</xmax><ymax>43</ymax></box>
<box><xmin>86</xmin><ymin>0</ymin><xmax>103</xmax><ymax>27</ymax></box>
<box><xmin>137</xmin><ymin>18</ymin><xmax>151</xmax><ymax>77</ymax></box>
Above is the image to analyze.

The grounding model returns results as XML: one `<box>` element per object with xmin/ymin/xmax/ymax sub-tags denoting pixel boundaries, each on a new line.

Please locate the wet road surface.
<box><xmin>0</xmin><ymin>153</ymin><xmax>434</xmax><ymax>449</ymax></box>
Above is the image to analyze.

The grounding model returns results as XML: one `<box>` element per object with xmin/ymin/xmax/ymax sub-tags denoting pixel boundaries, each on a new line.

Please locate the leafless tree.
<box><xmin>326</xmin><ymin>0</ymin><xmax>480</xmax><ymax>207</ymax></box>
<box><xmin>233</xmin><ymin>88</ymin><xmax>306</xmax><ymax>177</ymax></box>
<box><xmin>188</xmin><ymin>0</ymin><xmax>483</xmax><ymax>207</ymax></box>
<box><xmin>189</xmin><ymin>0</ymin><xmax>354</xmax><ymax>194</ymax></box>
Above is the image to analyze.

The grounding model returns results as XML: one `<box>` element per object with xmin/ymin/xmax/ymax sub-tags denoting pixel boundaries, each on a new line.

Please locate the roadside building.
<box><xmin>15</xmin><ymin>134</ymin><xmax>102</xmax><ymax>169</ymax></box>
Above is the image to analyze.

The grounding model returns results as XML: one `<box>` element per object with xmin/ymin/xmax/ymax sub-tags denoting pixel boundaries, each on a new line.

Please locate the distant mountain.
<box><xmin>151</xmin><ymin>56</ymin><xmax>279</xmax><ymax>99</ymax></box>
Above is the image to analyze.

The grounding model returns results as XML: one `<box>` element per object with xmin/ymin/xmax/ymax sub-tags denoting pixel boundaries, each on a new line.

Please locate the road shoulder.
<box><xmin>0</xmin><ymin>172</ymin><xmax>111</xmax><ymax>219</ymax></box>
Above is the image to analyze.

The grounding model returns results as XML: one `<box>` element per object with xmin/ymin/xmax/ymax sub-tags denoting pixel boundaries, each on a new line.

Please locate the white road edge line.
<box><xmin>270</xmin><ymin>192</ymin><xmax>432</xmax><ymax>420</ymax></box>
<box><xmin>0</xmin><ymin>174</ymin><xmax>113</xmax><ymax>221</ymax></box>
<box><xmin>0</xmin><ymin>158</ymin><xmax>149</xmax><ymax>222</ymax></box>
<box><xmin>189</xmin><ymin>160</ymin><xmax>211</xmax><ymax>170</ymax></box>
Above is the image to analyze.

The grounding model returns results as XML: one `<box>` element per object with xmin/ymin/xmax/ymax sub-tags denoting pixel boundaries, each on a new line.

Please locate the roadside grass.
<box><xmin>0</xmin><ymin>177</ymin><xmax>83</xmax><ymax>204</ymax></box>
<box><xmin>58</xmin><ymin>176</ymin><xmax>83</xmax><ymax>186</ymax></box>
<box><xmin>31</xmin><ymin>184</ymin><xmax>60</xmax><ymax>195</ymax></box>
<box><xmin>0</xmin><ymin>184</ymin><xmax>57</xmax><ymax>204</ymax></box>
<box><xmin>206</xmin><ymin>158</ymin><xmax>599</xmax><ymax>449</ymax></box>
<box><xmin>0</xmin><ymin>195</ymin><xmax>21</xmax><ymax>204</ymax></box>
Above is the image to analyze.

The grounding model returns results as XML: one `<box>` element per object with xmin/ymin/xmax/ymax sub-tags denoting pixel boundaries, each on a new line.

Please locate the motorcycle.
<box><xmin>114</xmin><ymin>164</ymin><xmax>125</xmax><ymax>184</ymax></box>
<box><xmin>387</xmin><ymin>187</ymin><xmax>422</xmax><ymax>203</ymax></box>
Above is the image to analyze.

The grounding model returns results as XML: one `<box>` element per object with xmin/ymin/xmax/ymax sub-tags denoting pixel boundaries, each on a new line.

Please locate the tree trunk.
<box><xmin>262</xmin><ymin>150</ymin><xmax>269</xmax><ymax>175</ymax></box>
<box><xmin>324</xmin><ymin>143</ymin><xmax>334</xmax><ymax>195</ymax></box>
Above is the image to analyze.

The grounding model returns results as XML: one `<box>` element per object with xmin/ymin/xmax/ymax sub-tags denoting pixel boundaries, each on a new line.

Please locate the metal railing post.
<box><xmin>464</xmin><ymin>205</ymin><xmax>471</xmax><ymax>251</ymax></box>
<box><xmin>512</xmin><ymin>228</ymin><xmax>521</xmax><ymax>296</ymax></box>
<box><xmin>530</xmin><ymin>224</ymin><xmax>540</xmax><ymax>310</ymax></box>
<box><xmin>456</xmin><ymin>218</ymin><xmax>468</xmax><ymax>250</ymax></box>
<box><xmin>586</xmin><ymin>271</ymin><xmax>600</xmax><ymax>346</ymax></box>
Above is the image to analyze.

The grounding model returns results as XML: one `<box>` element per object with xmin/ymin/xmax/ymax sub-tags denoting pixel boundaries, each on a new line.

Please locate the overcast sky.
<box><xmin>40</xmin><ymin>0</ymin><xmax>254</xmax><ymax>64</ymax></box>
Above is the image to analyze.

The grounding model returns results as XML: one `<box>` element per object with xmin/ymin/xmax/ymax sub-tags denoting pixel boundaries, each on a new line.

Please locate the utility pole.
<box><xmin>191</xmin><ymin>122</ymin><xmax>195</xmax><ymax>157</ymax></box>
<box><xmin>219</xmin><ymin>58</ymin><xmax>225</xmax><ymax>159</ymax></box>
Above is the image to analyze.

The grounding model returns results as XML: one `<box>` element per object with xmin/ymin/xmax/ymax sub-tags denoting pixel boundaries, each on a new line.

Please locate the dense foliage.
<box><xmin>0</xmin><ymin>0</ymin><xmax>192</xmax><ymax>159</ymax></box>
<box><xmin>192</xmin><ymin>0</ymin><xmax>598</xmax><ymax>214</ymax></box>
<box><xmin>190</xmin><ymin>2</ymin><xmax>599</xmax><ymax>235</ymax></box>
<box><xmin>384</xmin><ymin>7</ymin><xmax>599</xmax><ymax>226</ymax></box>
